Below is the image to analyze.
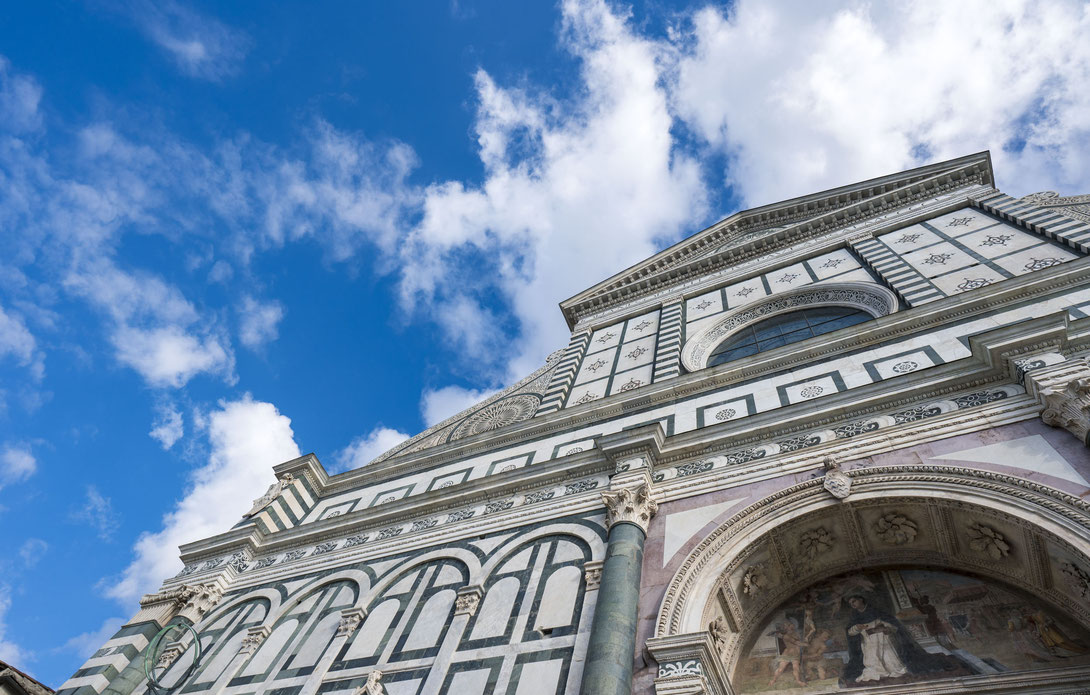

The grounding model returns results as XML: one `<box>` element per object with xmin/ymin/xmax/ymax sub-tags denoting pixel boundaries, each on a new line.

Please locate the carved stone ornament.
<box><xmin>601</xmin><ymin>483</ymin><xmax>659</xmax><ymax>532</ymax></box>
<box><xmin>657</xmin><ymin>659</ymin><xmax>703</xmax><ymax>678</ymax></box>
<box><xmin>1020</xmin><ymin>190</ymin><xmax>1060</xmax><ymax>204</ymax></box>
<box><xmin>821</xmin><ymin>456</ymin><xmax>851</xmax><ymax>500</ymax></box>
<box><xmin>708</xmin><ymin>616</ymin><xmax>729</xmax><ymax>652</ymax></box>
<box><xmin>798</xmin><ymin>527</ymin><xmax>834</xmax><ymax>561</ymax></box>
<box><xmin>454</xmin><ymin>586</ymin><xmax>484</xmax><ymax>617</ymax></box>
<box><xmin>244</xmin><ymin>473</ymin><xmax>295</xmax><ymax>518</ymax></box>
<box><xmin>337</xmin><ymin>608</ymin><xmax>367</xmax><ymax>637</ymax></box>
<box><xmin>156</xmin><ymin>642</ymin><xmax>185</xmax><ymax>669</ymax></box>
<box><xmin>356</xmin><ymin>671</ymin><xmax>385</xmax><ymax>695</ymax></box>
<box><xmin>1061</xmin><ymin>561</ymin><xmax>1090</xmax><ymax>599</ymax></box>
<box><xmin>584</xmin><ymin>561</ymin><xmax>604</xmax><ymax>590</ymax></box>
<box><xmin>874</xmin><ymin>512</ymin><xmax>918</xmax><ymax>545</ymax></box>
<box><xmin>141</xmin><ymin>583</ymin><xmax>223</xmax><ymax>624</ymax></box>
<box><xmin>741</xmin><ymin>564</ymin><xmax>766</xmax><ymax>596</ymax></box>
<box><xmin>966</xmin><ymin>522</ymin><xmax>1011</xmax><ymax>560</ymax></box>
<box><xmin>1040</xmin><ymin>376</ymin><xmax>1090</xmax><ymax>445</ymax></box>
<box><xmin>239</xmin><ymin>625</ymin><xmax>270</xmax><ymax>654</ymax></box>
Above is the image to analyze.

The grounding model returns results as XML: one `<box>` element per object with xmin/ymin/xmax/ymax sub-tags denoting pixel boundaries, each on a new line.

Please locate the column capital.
<box><xmin>337</xmin><ymin>607</ymin><xmax>367</xmax><ymax>637</ymax></box>
<box><xmin>1028</xmin><ymin>359</ymin><xmax>1090</xmax><ymax>445</ymax></box>
<box><xmin>598</xmin><ymin>423</ymin><xmax>665</xmax><ymax>476</ymax></box>
<box><xmin>454</xmin><ymin>585</ymin><xmax>484</xmax><ymax>616</ymax></box>
<box><xmin>583</xmin><ymin>561</ymin><xmax>604</xmax><ymax>590</ymax></box>
<box><xmin>239</xmin><ymin>625</ymin><xmax>270</xmax><ymax>654</ymax></box>
<box><xmin>601</xmin><ymin>482</ymin><xmax>659</xmax><ymax>533</ymax></box>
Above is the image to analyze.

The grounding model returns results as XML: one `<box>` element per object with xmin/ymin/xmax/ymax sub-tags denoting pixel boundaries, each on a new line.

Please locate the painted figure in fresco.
<box><xmin>801</xmin><ymin>627</ymin><xmax>834</xmax><ymax>681</ymax></box>
<box><xmin>907</xmin><ymin>583</ymin><xmax>958</xmax><ymax>650</ymax></box>
<box><xmin>1026</xmin><ymin>610</ymin><xmax>1087</xmax><ymax>657</ymax></box>
<box><xmin>768</xmin><ymin>620</ymin><xmax>807</xmax><ymax>687</ymax></box>
<box><xmin>1007</xmin><ymin>610</ymin><xmax>1057</xmax><ymax>663</ymax></box>
<box><xmin>840</xmin><ymin>596</ymin><xmax>965</xmax><ymax>686</ymax></box>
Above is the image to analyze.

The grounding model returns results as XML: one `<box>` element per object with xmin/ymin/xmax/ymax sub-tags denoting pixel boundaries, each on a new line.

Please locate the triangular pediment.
<box><xmin>560</xmin><ymin>152</ymin><xmax>994</xmax><ymax>328</ymax></box>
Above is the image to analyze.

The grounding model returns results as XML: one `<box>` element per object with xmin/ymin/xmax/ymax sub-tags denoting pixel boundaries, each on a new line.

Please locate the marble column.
<box><xmin>579</xmin><ymin>483</ymin><xmax>658</xmax><ymax>695</ymax></box>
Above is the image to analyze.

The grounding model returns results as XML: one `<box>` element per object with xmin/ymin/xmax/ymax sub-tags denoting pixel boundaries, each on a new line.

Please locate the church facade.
<box><xmin>61</xmin><ymin>152</ymin><xmax>1090</xmax><ymax>695</ymax></box>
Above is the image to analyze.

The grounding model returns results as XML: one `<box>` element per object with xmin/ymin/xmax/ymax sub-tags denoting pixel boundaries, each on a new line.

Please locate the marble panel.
<box><xmin>697</xmin><ymin>396</ymin><xmax>753</xmax><ymax>427</ymax></box>
<box><xmin>877</xmin><ymin>224</ymin><xmax>943</xmax><ymax>253</ymax></box>
<box><xmin>614</xmin><ymin>335</ymin><xmax>656</xmax><ymax>371</ymax></box>
<box><xmin>902</xmin><ymin>241</ymin><xmax>978</xmax><ymax>278</ymax></box>
<box><xmin>513</xmin><ymin>659</ymin><xmax>563</xmax><ymax>695</ymax></box>
<box><xmin>607</xmin><ymin>364</ymin><xmax>653</xmax><ymax>396</ymax></box>
<box><xmin>807</xmin><ymin>248</ymin><xmax>861</xmax><ymax>280</ymax></box>
<box><xmin>566</xmin><ymin>379</ymin><xmax>608</xmax><ymax>407</ymax></box>
<box><xmin>623</xmin><ymin>309</ymin><xmax>660</xmax><ymax>340</ymax></box>
<box><xmin>470</xmin><ymin>577</ymin><xmax>520</xmax><ymax>640</ymax></box>
<box><xmin>573</xmin><ymin>349</ymin><xmax>616</xmax><ymax>385</ymax></box>
<box><xmin>867</xmin><ymin>349</ymin><xmax>940</xmax><ymax>380</ymax></box>
<box><xmin>959</xmin><ymin>226</ymin><xmax>1042</xmax><ymax>257</ymax></box>
<box><xmin>403</xmin><ymin>589</ymin><xmax>456</xmax><ymax>650</ymax></box>
<box><xmin>766</xmin><ymin>262</ymin><xmax>813</xmax><ymax>295</ymax></box>
<box><xmin>779</xmin><ymin>374</ymin><xmax>842</xmax><ymax>405</ymax></box>
<box><xmin>929</xmin><ymin>264</ymin><xmax>1007</xmax><ymax>295</ymax></box>
<box><xmin>928</xmin><ymin>206</ymin><xmax>1001</xmax><ymax>236</ymax></box>
<box><xmin>535</xmin><ymin>566</ymin><xmax>581</xmax><ymax>631</ymax></box>
<box><xmin>993</xmin><ymin>244</ymin><xmax>1079</xmax><ymax>277</ymax></box>
<box><xmin>686</xmin><ymin>290</ymin><xmax>724</xmax><ymax>321</ymax></box>
<box><xmin>723</xmin><ymin>276</ymin><xmax>768</xmax><ymax>309</ymax></box>
<box><xmin>588</xmin><ymin>325</ymin><xmax>623</xmax><ymax>351</ymax></box>
<box><xmin>446</xmin><ymin>669</ymin><xmax>492</xmax><ymax>694</ymax></box>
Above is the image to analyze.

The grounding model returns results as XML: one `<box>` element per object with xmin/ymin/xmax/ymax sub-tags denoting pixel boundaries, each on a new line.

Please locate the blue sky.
<box><xmin>1</xmin><ymin>0</ymin><xmax>1089</xmax><ymax>685</ymax></box>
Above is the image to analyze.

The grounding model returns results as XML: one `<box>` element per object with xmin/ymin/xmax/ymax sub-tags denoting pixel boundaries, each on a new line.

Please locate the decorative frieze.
<box><xmin>601</xmin><ymin>483</ymin><xmax>658</xmax><ymax>532</ymax></box>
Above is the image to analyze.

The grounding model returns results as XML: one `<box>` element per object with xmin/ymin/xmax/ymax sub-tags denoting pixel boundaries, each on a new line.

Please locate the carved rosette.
<box><xmin>798</xmin><ymin>527</ymin><xmax>834</xmax><ymax>562</ymax></box>
<box><xmin>874</xmin><ymin>512</ymin><xmax>918</xmax><ymax>545</ymax></box>
<box><xmin>454</xmin><ymin>586</ymin><xmax>484</xmax><ymax>617</ymax></box>
<box><xmin>966</xmin><ymin>522</ymin><xmax>1011</xmax><ymax>560</ymax></box>
<box><xmin>239</xmin><ymin>625</ymin><xmax>270</xmax><ymax>654</ymax></box>
<box><xmin>583</xmin><ymin>561</ymin><xmax>604</xmax><ymax>590</ymax></box>
<box><xmin>741</xmin><ymin>564</ymin><xmax>766</xmax><ymax>596</ymax></box>
<box><xmin>601</xmin><ymin>483</ymin><xmax>659</xmax><ymax>532</ymax></box>
<box><xmin>1061</xmin><ymin>562</ymin><xmax>1090</xmax><ymax>599</ymax></box>
<box><xmin>1040</xmin><ymin>376</ymin><xmax>1090</xmax><ymax>445</ymax></box>
<box><xmin>337</xmin><ymin>607</ymin><xmax>367</xmax><ymax>637</ymax></box>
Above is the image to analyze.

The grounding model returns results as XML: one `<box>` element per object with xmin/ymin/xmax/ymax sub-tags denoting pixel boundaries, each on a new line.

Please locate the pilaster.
<box><xmin>537</xmin><ymin>329</ymin><xmax>593</xmax><ymax>414</ymax></box>
<box><xmin>652</xmin><ymin>298</ymin><xmax>685</xmax><ymax>383</ymax></box>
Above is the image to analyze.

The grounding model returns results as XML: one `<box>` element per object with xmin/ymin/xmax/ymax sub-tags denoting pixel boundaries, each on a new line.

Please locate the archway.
<box><xmin>650</xmin><ymin>465</ymin><xmax>1090</xmax><ymax>693</ymax></box>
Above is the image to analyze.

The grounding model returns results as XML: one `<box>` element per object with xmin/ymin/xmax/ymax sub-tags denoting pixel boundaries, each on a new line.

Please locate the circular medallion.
<box><xmin>450</xmin><ymin>394</ymin><xmax>541</xmax><ymax>441</ymax></box>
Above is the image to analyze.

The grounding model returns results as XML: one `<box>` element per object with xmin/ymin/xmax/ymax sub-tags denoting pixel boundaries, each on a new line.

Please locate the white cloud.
<box><xmin>334</xmin><ymin>426</ymin><xmax>410</xmax><ymax>472</ymax></box>
<box><xmin>398</xmin><ymin>0</ymin><xmax>707</xmax><ymax>380</ymax></box>
<box><xmin>671</xmin><ymin>0</ymin><xmax>1090</xmax><ymax>205</ymax></box>
<box><xmin>60</xmin><ymin>616</ymin><xmax>125</xmax><ymax>660</ymax></box>
<box><xmin>149</xmin><ymin>405</ymin><xmax>184</xmax><ymax>449</ymax></box>
<box><xmin>0</xmin><ymin>56</ymin><xmax>42</xmax><ymax>134</ymax></box>
<box><xmin>238</xmin><ymin>296</ymin><xmax>284</xmax><ymax>349</ymax></box>
<box><xmin>121</xmin><ymin>0</ymin><xmax>251</xmax><ymax>81</ymax></box>
<box><xmin>420</xmin><ymin>385</ymin><xmax>500</xmax><ymax>427</ymax></box>
<box><xmin>73</xmin><ymin>486</ymin><xmax>121</xmax><ymax>541</ymax></box>
<box><xmin>18</xmin><ymin>538</ymin><xmax>47</xmax><ymax>568</ymax></box>
<box><xmin>0</xmin><ymin>445</ymin><xmax>36</xmax><ymax>487</ymax></box>
<box><xmin>0</xmin><ymin>585</ymin><xmax>29</xmax><ymax>664</ymax></box>
<box><xmin>106</xmin><ymin>395</ymin><xmax>300</xmax><ymax>605</ymax></box>
<box><xmin>0</xmin><ymin>303</ymin><xmax>44</xmax><ymax>379</ymax></box>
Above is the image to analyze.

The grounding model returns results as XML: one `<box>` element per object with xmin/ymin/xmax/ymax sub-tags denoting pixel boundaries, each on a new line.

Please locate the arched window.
<box><xmin>707</xmin><ymin>306</ymin><xmax>872</xmax><ymax>367</ymax></box>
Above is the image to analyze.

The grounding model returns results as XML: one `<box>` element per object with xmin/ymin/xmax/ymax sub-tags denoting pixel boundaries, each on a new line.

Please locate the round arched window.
<box><xmin>706</xmin><ymin>305</ymin><xmax>872</xmax><ymax>367</ymax></box>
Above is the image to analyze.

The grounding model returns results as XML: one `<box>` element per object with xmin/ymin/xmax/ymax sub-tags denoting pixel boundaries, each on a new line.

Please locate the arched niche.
<box><xmin>680</xmin><ymin>282</ymin><xmax>900</xmax><ymax>372</ymax></box>
<box><xmin>650</xmin><ymin>465</ymin><xmax>1090</xmax><ymax>693</ymax></box>
<box><xmin>732</xmin><ymin>567</ymin><xmax>1090</xmax><ymax>693</ymax></box>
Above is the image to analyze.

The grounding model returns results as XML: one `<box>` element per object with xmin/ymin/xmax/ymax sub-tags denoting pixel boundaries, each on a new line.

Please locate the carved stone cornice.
<box><xmin>132</xmin><ymin>582</ymin><xmax>225</xmax><ymax>627</ymax></box>
<box><xmin>602</xmin><ymin>483</ymin><xmax>659</xmax><ymax>532</ymax></box>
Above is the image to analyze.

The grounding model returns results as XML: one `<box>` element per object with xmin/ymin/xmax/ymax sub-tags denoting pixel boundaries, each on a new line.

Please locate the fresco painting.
<box><xmin>734</xmin><ymin>568</ymin><xmax>1090</xmax><ymax>693</ymax></box>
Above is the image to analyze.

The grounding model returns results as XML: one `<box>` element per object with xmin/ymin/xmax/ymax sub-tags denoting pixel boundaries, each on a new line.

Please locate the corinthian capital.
<box><xmin>1040</xmin><ymin>375</ymin><xmax>1090</xmax><ymax>446</ymax></box>
<box><xmin>601</xmin><ymin>482</ymin><xmax>658</xmax><ymax>532</ymax></box>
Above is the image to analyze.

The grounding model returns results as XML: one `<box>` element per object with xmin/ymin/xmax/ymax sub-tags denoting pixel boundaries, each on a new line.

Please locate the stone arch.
<box><xmin>265</xmin><ymin>568</ymin><xmax>369</xmax><ymax>624</ymax></box>
<box><xmin>680</xmin><ymin>282</ymin><xmax>900</xmax><ymax>372</ymax></box>
<box><xmin>477</xmin><ymin>522</ymin><xmax>604</xmax><ymax>582</ymax></box>
<box><xmin>360</xmin><ymin>548</ymin><xmax>479</xmax><ymax>607</ymax></box>
<box><xmin>654</xmin><ymin>464</ymin><xmax>1090</xmax><ymax>680</ymax></box>
<box><xmin>194</xmin><ymin>588</ymin><xmax>280</xmax><ymax>632</ymax></box>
